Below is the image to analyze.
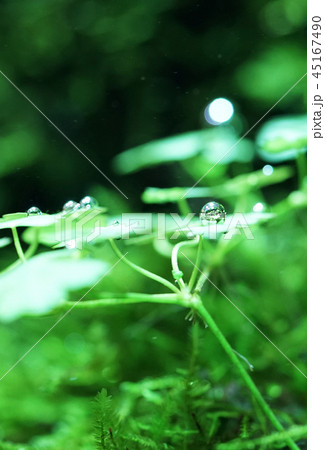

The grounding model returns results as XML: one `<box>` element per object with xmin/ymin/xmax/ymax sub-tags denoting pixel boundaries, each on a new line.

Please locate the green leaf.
<box><xmin>19</xmin><ymin>208</ymin><xmax>107</xmax><ymax>247</ymax></box>
<box><xmin>0</xmin><ymin>213</ymin><xmax>59</xmax><ymax>230</ymax></box>
<box><xmin>22</xmin><ymin>213</ymin><xmax>150</xmax><ymax>248</ymax></box>
<box><xmin>113</xmin><ymin>127</ymin><xmax>253</xmax><ymax>174</ymax></box>
<box><xmin>235</xmin><ymin>45</ymin><xmax>306</xmax><ymax>103</ymax></box>
<box><xmin>142</xmin><ymin>167</ymin><xmax>293</xmax><ymax>203</ymax></box>
<box><xmin>202</xmin><ymin>127</ymin><xmax>254</xmax><ymax>164</ymax></box>
<box><xmin>0</xmin><ymin>208</ymin><xmax>107</xmax><ymax>231</ymax></box>
<box><xmin>256</xmin><ymin>115</ymin><xmax>307</xmax><ymax>162</ymax></box>
<box><xmin>0</xmin><ymin>250</ymin><xmax>108</xmax><ymax>321</ymax></box>
<box><xmin>182</xmin><ymin>212</ymin><xmax>274</xmax><ymax>239</ymax></box>
<box><xmin>0</xmin><ymin>237</ymin><xmax>12</xmax><ymax>248</ymax></box>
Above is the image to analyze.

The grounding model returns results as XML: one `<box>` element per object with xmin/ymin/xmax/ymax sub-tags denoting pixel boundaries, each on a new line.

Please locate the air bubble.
<box><xmin>65</xmin><ymin>240</ymin><xmax>77</xmax><ymax>249</ymax></box>
<box><xmin>200</xmin><ymin>201</ymin><xmax>226</xmax><ymax>224</ymax></box>
<box><xmin>80</xmin><ymin>196</ymin><xmax>98</xmax><ymax>210</ymax></box>
<box><xmin>253</xmin><ymin>202</ymin><xmax>264</xmax><ymax>212</ymax></box>
<box><xmin>27</xmin><ymin>206</ymin><xmax>42</xmax><ymax>216</ymax></box>
<box><xmin>62</xmin><ymin>200</ymin><xmax>80</xmax><ymax>213</ymax></box>
<box><xmin>262</xmin><ymin>164</ymin><xmax>274</xmax><ymax>176</ymax></box>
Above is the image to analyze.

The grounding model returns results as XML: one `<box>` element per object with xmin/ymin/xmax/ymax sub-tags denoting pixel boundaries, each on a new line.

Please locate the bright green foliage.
<box><xmin>142</xmin><ymin>166</ymin><xmax>293</xmax><ymax>203</ymax></box>
<box><xmin>256</xmin><ymin>115</ymin><xmax>307</xmax><ymax>161</ymax></box>
<box><xmin>113</xmin><ymin>128</ymin><xmax>254</xmax><ymax>174</ymax></box>
<box><xmin>235</xmin><ymin>46</ymin><xmax>306</xmax><ymax>103</ymax></box>
<box><xmin>0</xmin><ymin>213</ymin><xmax>58</xmax><ymax>230</ymax></box>
<box><xmin>0</xmin><ymin>117</ymin><xmax>306</xmax><ymax>448</ymax></box>
<box><xmin>93</xmin><ymin>389</ymin><xmax>118</xmax><ymax>449</ymax></box>
<box><xmin>0</xmin><ymin>0</ymin><xmax>307</xmax><ymax>446</ymax></box>
<box><xmin>0</xmin><ymin>250</ymin><xmax>108</xmax><ymax>321</ymax></box>
<box><xmin>0</xmin><ymin>237</ymin><xmax>11</xmax><ymax>248</ymax></box>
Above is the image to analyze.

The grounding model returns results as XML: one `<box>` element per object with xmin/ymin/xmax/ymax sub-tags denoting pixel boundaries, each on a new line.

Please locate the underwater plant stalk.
<box><xmin>11</xmin><ymin>227</ymin><xmax>26</xmax><ymax>262</ymax></box>
<box><xmin>109</xmin><ymin>239</ymin><xmax>180</xmax><ymax>294</ymax></box>
<box><xmin>195</xmin><ymin>302</ymin><xmax>299</xmax><ymax>450</ymax></box>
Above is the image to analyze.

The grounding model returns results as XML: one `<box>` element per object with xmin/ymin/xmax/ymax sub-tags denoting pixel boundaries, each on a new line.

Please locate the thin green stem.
<box><xmin>195</xmin><ymin>302</ymin><xmax>299</xmax><ymax>450</ymax></box>
<box><xmin>296</xmin><ymin>152</ymin><xmax>306</xmax><ymax>189</ymax></box>
<box><xmin>177</xmin><ymin>198</ymin><xmax>191</xmax><ymax>216</ymax></box>
<box><xmin>109</xmin><ymin>239</ymin><xmax>180</xmax><ymax>294</ymax></box>
<box><xmin>1</xmin><ymin>259</ymin><xmax>22</xmax><ymax>275</ymax></box>
<box><xmin>2</xmin><ymin>228</ymin><xmax>40</xmax><ymax>275</ymax></box>
<box><xmin>171</xmin><ymin>237</ymin><xmax>201</xmax><ymax>291</ymax></box>
<box><xmin>188</xmin><ymin>321</ymin><xmax>200</xmax><ymax>377</ymax></box>
<box><xmin>25</xmin><ymin>228</ymin><xmax>39</xmax><ymax>259</ymax></box>
<box><xmin>11</xmin><ymin>227</ymin><xmax>26</xmax><ymax>262</ymax></box>
<box><xmin>188</xmin><ymin>235</ymin><xmax>203</xmax><ymax>291</ymax></box>
<box><xmin>54</xmin><ymin>293</ymin><xmax>183</xmax><ymax>312</ymax></box>
<box><xmin>194</xmin><ymin>266</ymin><xmax>211</xmax><ymax>293</ymax></box>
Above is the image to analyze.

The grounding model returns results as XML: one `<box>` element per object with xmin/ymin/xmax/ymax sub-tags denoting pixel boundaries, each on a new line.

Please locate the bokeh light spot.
<box><xmin>253</xmin><ymin>202</ymin><xmax>264</xmax><ymax>212</ymax></box>
<box><xmin>263</xmin><ymin>164</ymin><xmax>274</xmax><ymax>176</ymax></box>
<box><xmin>204</xmin><ymin>98</ymin><xmax>234</xmax><ymax>125</ymax></box>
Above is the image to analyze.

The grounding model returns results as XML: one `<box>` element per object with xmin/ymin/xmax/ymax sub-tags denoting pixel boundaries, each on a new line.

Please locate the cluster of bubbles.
<box><xmin>200</xmin><ymin>201</ymin><xmax>226</xmax><ymax>224</ymax></box>
<box><xmin>26</xmin><ymin>196</ymin><xmax>98</xmax><ymax>216</ymax></box>
<box><xmin>62</xmin><ymin>196</ymin><xmax>98</xmax><ymax>214</ymax></box>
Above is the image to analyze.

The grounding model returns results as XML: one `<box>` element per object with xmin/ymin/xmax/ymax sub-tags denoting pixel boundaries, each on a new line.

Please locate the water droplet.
<box><xmin>62</xmin><ymin>200</ymin><xmax>80</xmax><ymax>213</ymax></box>
<box><xmin>27</xmin><ymin>206</ymin><xmax>42</xmax><ymax>216</ymax></box>
<box><xmin>200</xmin><ymin>201</ymin><xmax>226</xmax><ymax>223</ymax></box>
<box><xmin>204</xmin><ymin>98</ymin><xmax>234</xmax><ymax>125</ymax></box>
<box><xmin>65</xmin><ymin>239</ymin><xmax>77</xmax><ymax>249</ymax></box>
<box><xmin>262</xmin><ymin>164</ymin><xmax>274</xmax><ymax>176</ymax></box>
<box><xmin>253</xmin><ymin>202</ymin><xmax>264</xmax><ymax>212</ymax></box>
<box><xmin>80</xmin><ymin>196</ymin><xmax>98</xmax><ymax>210</ymax></box>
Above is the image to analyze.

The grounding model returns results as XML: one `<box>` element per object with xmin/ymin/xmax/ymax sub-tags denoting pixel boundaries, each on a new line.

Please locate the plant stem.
<box><xmin>109</xmin><ymin>239</ymin><xmax>180</xmax><ymax>294</ymax></box>
<box><xmin>1</xmin><ymin>259</ymin><xmax>22</xmax><ymax>275</ymax></box>
<box><xmin>11</xmin><ymin>227</ymin><xmax>26</xmax><ymax>262</ymax></box>
<box><xmin>194</xmin><ymin>266</ymin><xmax>210</xmax><ymax>293</ymax></box>
<box><xmin>1</xmin><ymin>229</ymin><xmax>40</xmax><ymax>275</ymax></box>
<box><xmin>177</xmin><ymin>198</ymin><xmax>191</xmax><ymax>216</ymax></box>
<box><xmin>25</xmin><ymin>228</ymin><xmax>39</xmax><ymax>259</ymax></box>
<box><xmin>296</xmin><ymin>152</ymin><xmax>306</xmax><ymax>189</ymax></box>
<box><xmin>188</xmin><ymin>321</ymin><xmax>200</xmax><ymax>377</ymax></box>
<box><xmin>55</xmin><ymin>293</ymin><xmax>183</xmax><ymax>312</ymax></box>
<box><xmin>195</xmin><ymin>302</ymin><xmax>299</xmax><ymax>450</ymax></box>
<box><xmin>188</xmin><ymin>235</ymin><xmax>203</xmax><ymax>291</ymax></box>
<box><xmin>171</xmin><ymin>237</ymin><xmax>200</xmax><ymax>290</ymax></box>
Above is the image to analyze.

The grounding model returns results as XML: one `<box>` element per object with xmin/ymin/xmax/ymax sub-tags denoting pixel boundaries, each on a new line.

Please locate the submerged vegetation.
<box><xmin>0</xmin><ymin>0</ymin><xmax>306</xmax><ymax>447</ymax></box>
<box><xmin>0</xmin><ymin>113</ymin><xmax>306</xmax><ymax>448</ymax></box>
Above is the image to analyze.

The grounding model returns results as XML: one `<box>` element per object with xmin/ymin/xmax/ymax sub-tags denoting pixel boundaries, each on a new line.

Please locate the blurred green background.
<box><xmin>0</xmin><ymin>0</ymin><xmax>306</xmax><ymax>448</ymax></box>
<box><xmin>0</xmin><ymin>0</ymin><xmax>306</xmax><ymax>213</ymax></box>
